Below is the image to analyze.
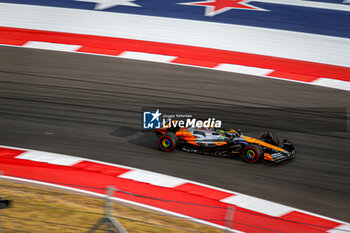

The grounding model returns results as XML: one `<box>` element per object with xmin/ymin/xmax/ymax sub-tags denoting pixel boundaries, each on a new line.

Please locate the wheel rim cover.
<box><xmin>247</xmin><ymin>149</ymin><xmax>256</xmax><ymax>159</ymax></box>
<box><xmin>162</xmin><ymin>138</ymin><xmax>171</xmax><ymax>148</ymax></box>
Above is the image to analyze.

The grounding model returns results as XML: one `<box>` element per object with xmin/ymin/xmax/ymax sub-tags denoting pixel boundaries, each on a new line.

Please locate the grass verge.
<box><xmin>0</xmin><ymin>179</ymin><xmax>226</xmax><ymax>233</ymax></box>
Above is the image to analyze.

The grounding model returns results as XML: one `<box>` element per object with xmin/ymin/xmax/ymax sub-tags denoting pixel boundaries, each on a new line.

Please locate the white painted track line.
<box><xmin>327</xmin><ymin>223</ymin><xmax>350</xmax><ymax>232</ymax></box>
<box><xmin>215</xmin><ymin>64</ymin><xmax>274</xmax><ymax>76</ymax></box>
<box><xmin>118</xmin><ymin>52</ymin><xmax>177</xmax><ymax>63</ymax></box>
<box><xmin>16</xmin><ymin>151</ymin><xmax>84</xmax><ymax>166</ymax></box>
<box><xmin>23</xmin><ymin>41</ymin><xmax>81</xmax><ymax>51</ymax></box>
<box><xmin>118</xmin><ymin>170</ymin><xmax>187</xmax><ymax>188</ymax></box>
<box><xmin>221</xmin><ymin>195</ymin><xmax>293</xmax><ymax>217</ymax></box>
<box><xmin>312</xmin><ymin>78</ymin><xmax>350</xmax><ymax>91</ymax></box>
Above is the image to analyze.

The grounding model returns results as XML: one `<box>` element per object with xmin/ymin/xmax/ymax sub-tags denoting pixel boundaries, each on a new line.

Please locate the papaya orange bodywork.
<box><xmin>264</xmin><ymin>153</ymin><xmax>274</xmax><ymax>161</ymax></box>
<box><xmin>242</xmin><ymin>136</ymin><xmax>284</xmax><ymax>152</ymax></box>
<box><xmin>214</xmin><ymin>141</ymin><xmax>228</xmax><ymax>146</ymax></box>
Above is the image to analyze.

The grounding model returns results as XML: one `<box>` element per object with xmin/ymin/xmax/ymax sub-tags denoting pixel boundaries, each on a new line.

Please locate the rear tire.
<box><xmin>260</xmin><ymin>131</ymin><xmax>279</xmax><ymax>146</ymax></box>
<box><xmin>243</xmin><ymin>144</ymin><xmax>264</xmax><ymax>163</ymax></box>
<box><xmin>159</xmin><ymin>132</ymin><xmax>177</xmax><ymax>152</ymax></box>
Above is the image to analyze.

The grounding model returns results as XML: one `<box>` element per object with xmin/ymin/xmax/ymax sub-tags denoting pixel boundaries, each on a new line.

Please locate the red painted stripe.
<box><xmin>72</xmin><ymin>161</ymin><xmax>130</xmax><ymax>176</ymax></box>
<box><xmin>0</xmin><ymin>148</ymin><xmax>26</xmax><ymax>158</ymax></box>
<box><xmin>281</xmin><ymin>211</ymin><xmax>342</xmax><ymax>232</ymax></box>
<box><xmin>0</xmin><ymin>38</ymin><xmax>26</xmax><ymax>46</ymax></box>
<box><xmin>0</xmin><ymin>26</ymin><xmax>349</xmax><ymax>82</ymax></box>
<box><xmin>268</xmin><ymin>71</ymin><xmax>319</xmax><ymax>82</ymax></box>
<box><xmin>174</xmin><ymin>183</ymin><xmax>234</xmax><ymax>200</ymax></box>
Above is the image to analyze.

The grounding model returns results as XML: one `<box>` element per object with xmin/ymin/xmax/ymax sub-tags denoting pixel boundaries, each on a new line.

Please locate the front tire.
<box><xmin>242</xmin><ymin>144</ymin><xmax>264</xmax><ymax>163</ymax></box>
<box><xmin>159</xmin><ymin>133</ymin><xmax>177</xmax><ymax>152</ymax></box>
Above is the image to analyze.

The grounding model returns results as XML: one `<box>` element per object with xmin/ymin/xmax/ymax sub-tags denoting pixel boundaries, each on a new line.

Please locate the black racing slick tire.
<box><xmin>260</xmin><ymin>131</ymin><xmax>279</xmax><ymax>147</ymax></box>
<box><xmin>243</xmin><ymin>144</ymin><xmax>264</xmax><ymax>163</ymax></box>
<box><xmin>159</xmin><ymin>132</ymin><xmax>177</xmax><ymax>152</ymax></box>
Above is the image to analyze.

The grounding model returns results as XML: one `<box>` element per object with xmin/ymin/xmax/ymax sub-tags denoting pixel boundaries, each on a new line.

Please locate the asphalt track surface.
<box><xmin>1</xmin><ymin>46</ymin><xmax>349</xmax><ymax>222</ymax></box>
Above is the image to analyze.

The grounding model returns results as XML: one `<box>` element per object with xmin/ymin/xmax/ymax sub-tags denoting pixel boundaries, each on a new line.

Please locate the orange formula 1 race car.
<box><xmin>155</xmin><ymin>126</ymin><xmax>295</xmax><ymax>163</ymax></box>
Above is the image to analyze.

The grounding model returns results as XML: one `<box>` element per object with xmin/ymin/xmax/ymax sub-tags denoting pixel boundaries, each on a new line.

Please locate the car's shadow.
<box><xmin>111</xmin><ymin>126</ymin><xmax>159</xmax><ymax>150</ymax></box>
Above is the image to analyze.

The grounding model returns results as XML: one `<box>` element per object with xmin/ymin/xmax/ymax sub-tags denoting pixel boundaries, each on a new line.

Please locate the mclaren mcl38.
<box><xmin>155</xmin><ymin>126</ymin><xmax>295</xmax><ymax>163</ymax></box>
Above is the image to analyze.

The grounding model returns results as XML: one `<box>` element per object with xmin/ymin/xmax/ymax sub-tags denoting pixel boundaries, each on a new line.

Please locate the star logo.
<box><xmin>143</xmin><ymin>109</ymin><xmax>162</xmax><ymax>129</ymax></box>
<box><xmin>150</xmin><ymin>109</ymin><xmax>162</xmax><ymax>122</ymax></box>
<box><xmin>75</xmin><ymin>0</ymin><xmax>140</xmax><ymax>10</ymax></box>
<box><xmin>179</xmin><ymin>0</ymin><xmax>266</xmax><ymax>16</ymax></box>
